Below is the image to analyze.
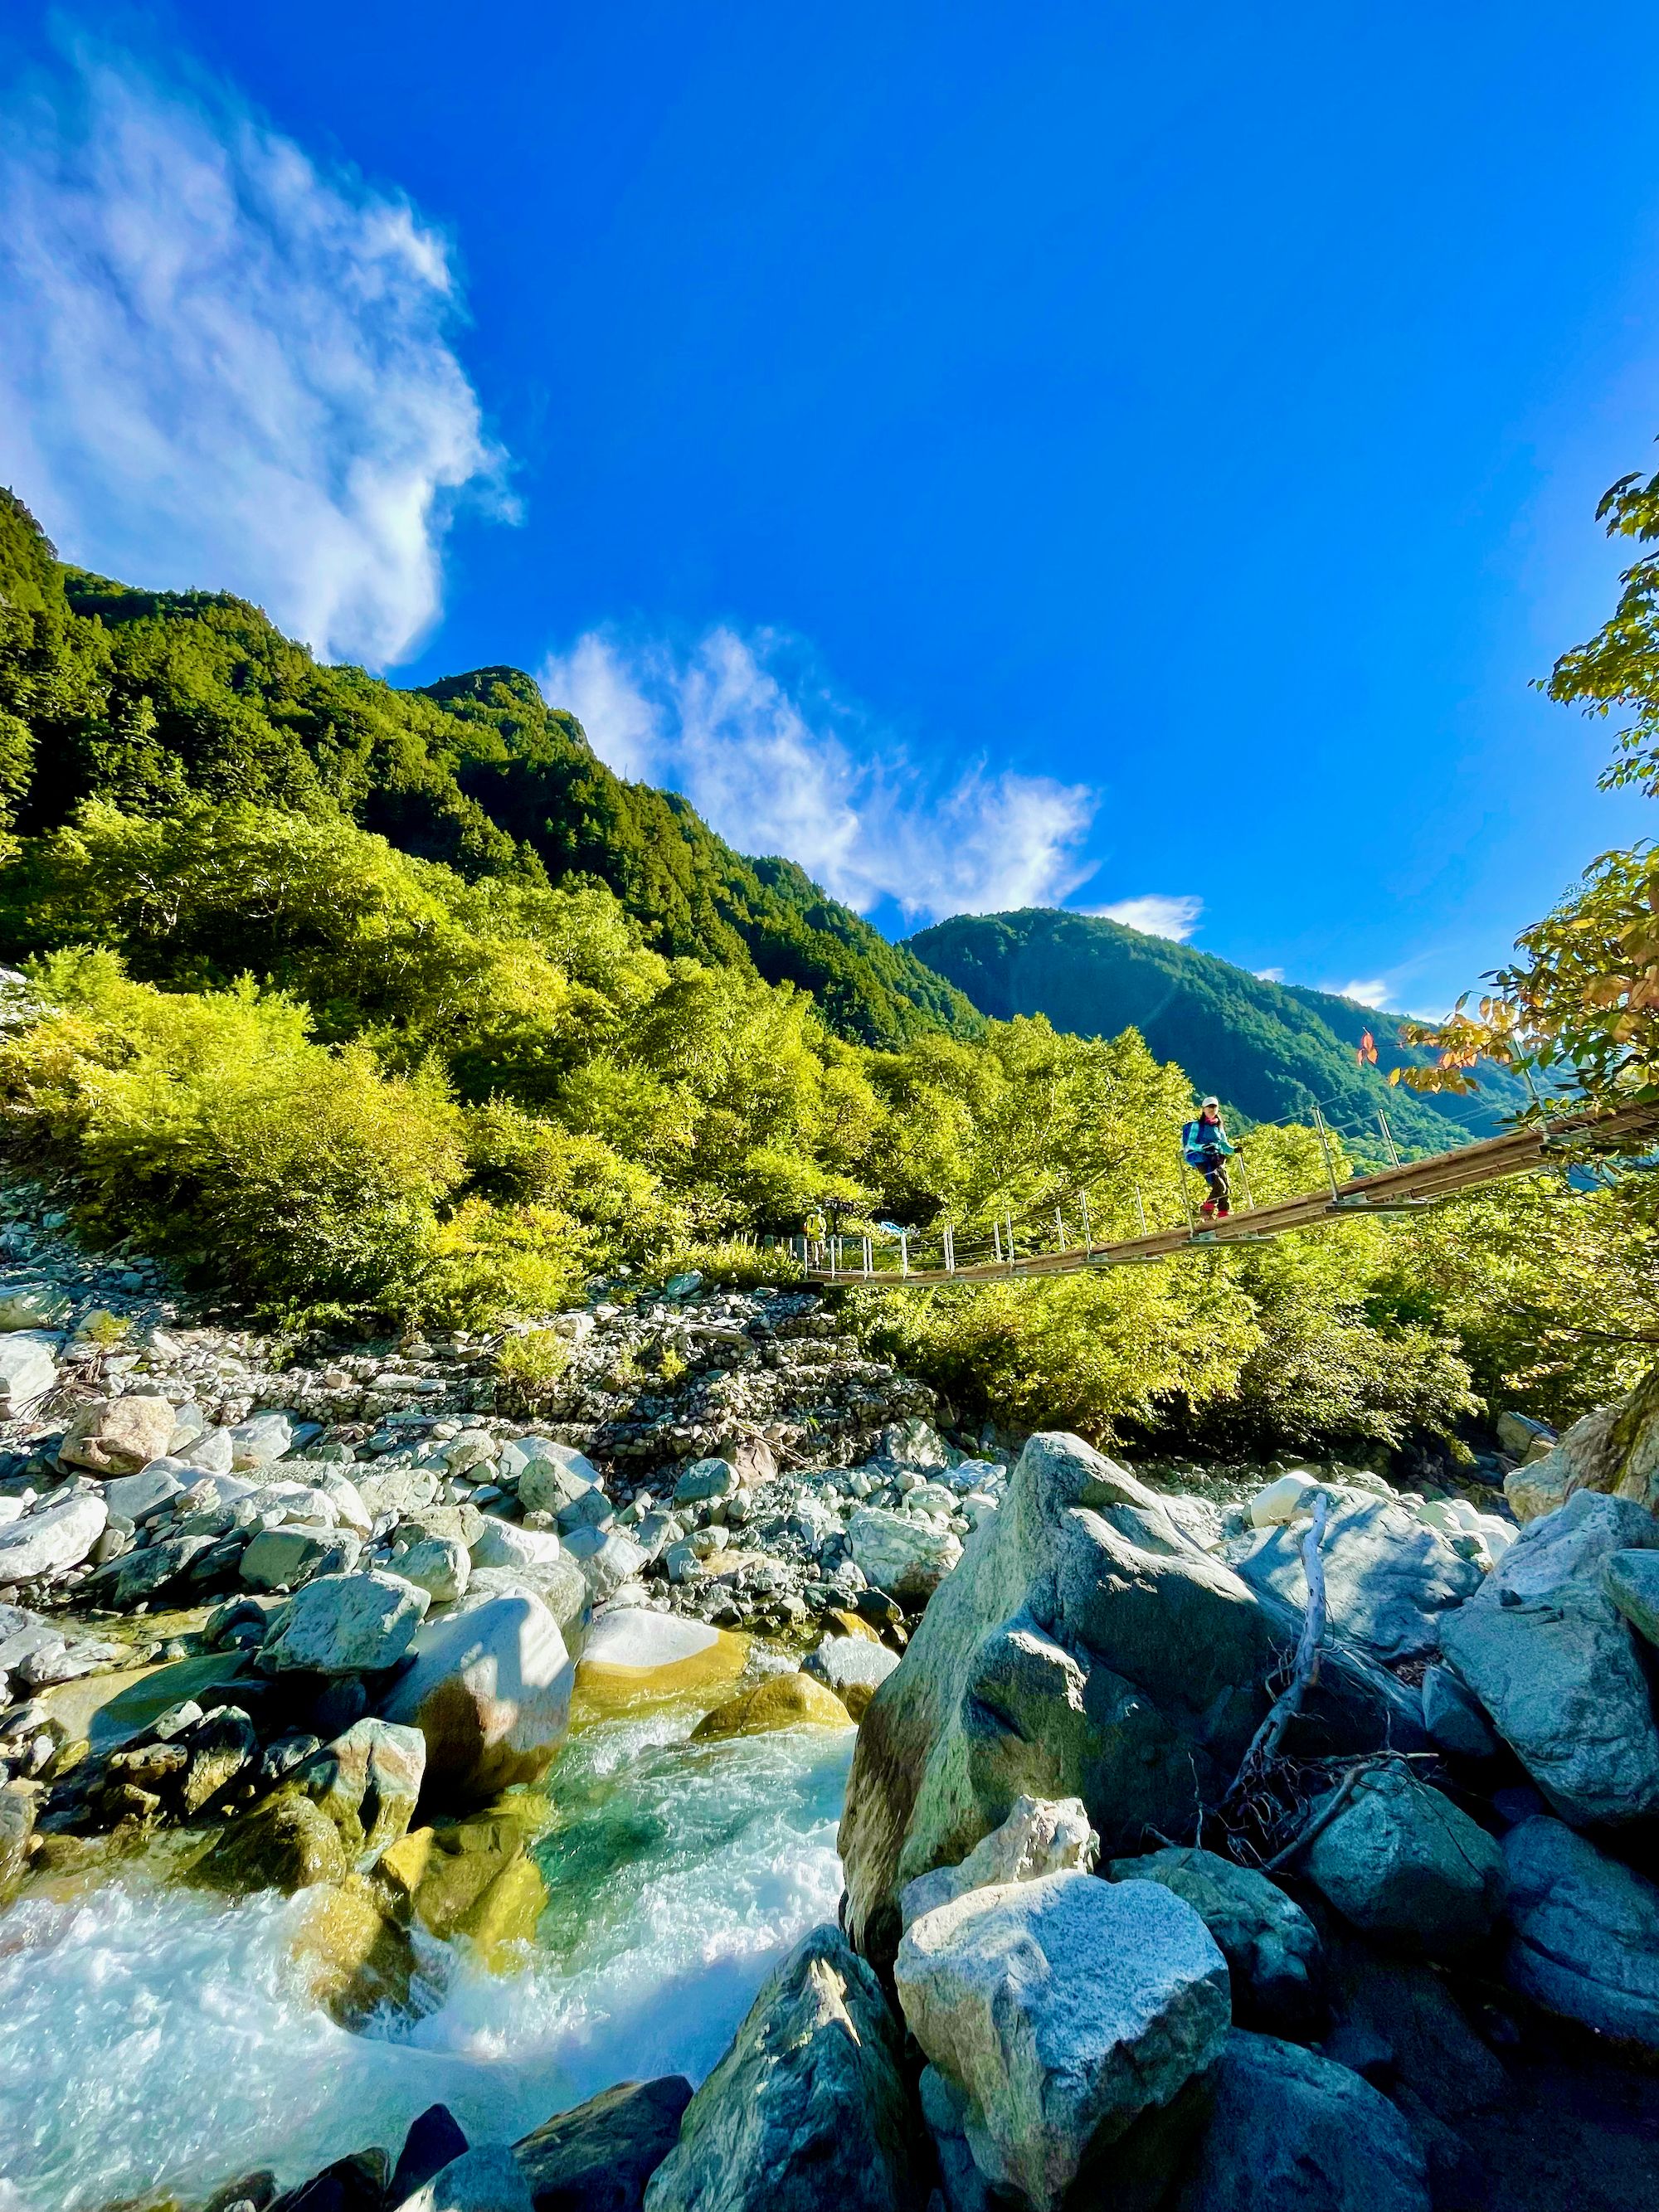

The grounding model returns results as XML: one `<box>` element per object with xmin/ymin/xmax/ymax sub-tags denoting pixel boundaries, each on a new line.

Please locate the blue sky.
<box><xmin>2</xmin><ymin>4</ymin><xmax>1657</xmax><ymax>1015</ymax></box>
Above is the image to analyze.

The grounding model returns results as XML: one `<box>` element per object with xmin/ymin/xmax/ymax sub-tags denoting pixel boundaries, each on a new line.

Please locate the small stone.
<box><xmin>399</xmin><ymin>1535</ymin><xmax>471</xmax><ymax>1604</ymax></box>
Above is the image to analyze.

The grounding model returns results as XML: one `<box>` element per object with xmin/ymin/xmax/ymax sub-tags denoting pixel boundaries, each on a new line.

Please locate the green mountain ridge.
<box><xmin>907</xmin><ymin>906</ymin><xmax>1529</xmax><ymax>1156</ymax></box>
<box><xmin>0</xmin><ymin>489</ymin><xmax>979</xmax><ymax>1049</ymax></box>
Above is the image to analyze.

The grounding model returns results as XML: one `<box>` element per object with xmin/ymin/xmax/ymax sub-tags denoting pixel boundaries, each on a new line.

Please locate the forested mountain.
<box><xmin>0</xmin><ymin>491</ymin><xmax>976</xmax><ymax>1048</ymax></box>
<box><xmin>907</xmin><ymin>907</ymin><xmax>1531</xmax><ymax>1153</ymax></box>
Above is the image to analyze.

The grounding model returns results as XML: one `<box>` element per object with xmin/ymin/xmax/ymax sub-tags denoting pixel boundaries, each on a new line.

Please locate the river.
<box><xmin>0</xmin><ymin>1702</ymin><xmax>855</xmax><ymax>2212</ymax></box>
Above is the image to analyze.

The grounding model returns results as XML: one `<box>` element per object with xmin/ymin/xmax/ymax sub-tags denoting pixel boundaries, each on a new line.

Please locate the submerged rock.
<box><xmin>691</xmin><ymin>1672</ymin><xmax>849</xmax><ymax>1739</ymax></box>
<box><xmin>896</xmin><ymin>1869</ymin><xmax>1228</xmax><ymax>2212</ymax></box>
<box><xmin>374</xmin><ymin>1812</ymin><xmax>548</xmax><ymax>1958</ymax></box>
<box><xmin>644</xmin><ymin>1924</ymin><xmax>917</xmax><ymax>2212</ymax></box>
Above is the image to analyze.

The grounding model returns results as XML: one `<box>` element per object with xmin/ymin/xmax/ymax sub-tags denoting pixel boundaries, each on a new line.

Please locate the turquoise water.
<box><xmin>0</xmin><ymin>1709</ymin><xmax>854</xmax><ymax>2212</ymax></box>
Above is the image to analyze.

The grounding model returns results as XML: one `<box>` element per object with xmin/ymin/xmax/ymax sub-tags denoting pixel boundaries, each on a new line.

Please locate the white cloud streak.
<box><xmin>540</xmin><ymin>627</ymin><xmax>1098</xmax><ymax>924</ymax></box>
<box><xmin>1255</xmin><ymin>965</ymin><xmax>1287</xmax><ymax>983</ymax></box>
<box><xmin>0</xmin><ymin>39</ymin><xmax>504</xmax><ymax>667</ymax></box>
<box><xmin>1329</xmin><ymin>977</ymin><xmax>1394</xmax><ymax>1008</ymax></box>
<box><xmin>1082</xmin><ymin>893</ymin><xmax>1204</xmax><ymax>942</ymax></box>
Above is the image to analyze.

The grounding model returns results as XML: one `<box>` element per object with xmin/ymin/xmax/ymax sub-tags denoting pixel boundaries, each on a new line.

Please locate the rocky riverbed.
<box><xmin>3</xmin><ymin>1181</ymin><xmax>1659</xmax><ymax>2212</ymax></box>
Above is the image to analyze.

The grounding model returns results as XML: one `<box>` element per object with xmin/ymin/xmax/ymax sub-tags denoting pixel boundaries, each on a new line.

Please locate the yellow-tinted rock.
<box><xmin>374</xmin><ymin>1811</ymin><xmax>546</xmax><ymax>1962</ymax></box>
<box><xmin>190</xmin><ymin>1791</ymin><xmax>348</xmax><ymax>1896</ymax></box>
<box><xmin>574</xmin><ymin>1607</ymin><xmax>748</xmax><ymax>1716</ymax></box>
<box><xmin>692</xmin><ymin>1671</ymin><xmax>852</xmax><ymax>1741</ymax></box>
<box><xmin>839</xmin><ymin>1681</ymin><xmax>878</xmax><ymax>1723</ymax></box>
<box><xmin>455</xmin><ymin>1852</ymin><xmax>547</xmax><ymax>1964</ymax></box>
<box><xmin>291</xmin><ymin>1874</ymin><xmax>418</xmax><ymax>2026</ymax></box>
<box><xmin>824</xmin><ymin>1607</ymin><xmax>880</xmax><ymax>1644</ymax></box>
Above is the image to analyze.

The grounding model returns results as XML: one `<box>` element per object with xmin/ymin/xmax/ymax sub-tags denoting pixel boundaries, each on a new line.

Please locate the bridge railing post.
<box><xmin>1177</xmin><ymin>1146</ymin><xmax>1195</xmax><ymax>1233</ymax></box>
<box><xmin>1311</xmin><ymin>1105</ymin><xmax>1341</xmax><ymax>1198</ymax></box>
<box><xmin>1376</xmin><ymin>1111</ymin><xmax>1401</xmax><ymax>1168</ymax></box>
<box><xmin>1081</xmin><ymin>1194</ymin><xmax>1093</xmax><ymax>1255</ymax></box>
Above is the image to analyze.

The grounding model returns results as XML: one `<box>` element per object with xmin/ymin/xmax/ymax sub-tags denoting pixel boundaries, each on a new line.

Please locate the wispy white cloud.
<box><xmin>1255</xmin><ymin>965</ymin><xmax>1286</xmax><ymax>983</ymax></box>
<box><xmin>0</xmin><ymin>38</ymin><xmax>504</xmax><ymax>667</ymax></box>
<box><xmin>540</xmin><ymin>626</ymin><xmax>1098</xmax><ymax>923</ymax></box>
<box><xmin>1328</xmin><ymin>977</ymin><xmax>1394</xmax><ymax>1008</ymax></box>
<box><xmin>1082</xmin><ymin>893</ymin><xmax>1204</xmax><ymax>942</ymax></box>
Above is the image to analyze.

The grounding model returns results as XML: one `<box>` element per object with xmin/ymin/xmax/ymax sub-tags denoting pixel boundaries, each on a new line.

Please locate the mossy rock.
<box><xmin>373</xmin><ymin>1811</ymin><xmax>547</xmax><ymax>1958</ymax></box>
<box><xmin>824</xmin><ymin>1607</ymin><xmax>881</xmax><ymax>1644</ymax></box>
<box><xmin>691</xmin><ymin>1672</ymin><xmax>851</xmax><ymax>1741</ymax></box>
<box><xmin>190</xmin><ymin>1791</ymin><xmax>348</xmax><ymax>1896</ymax></box>
<box><xmin>290</xmin><ymin>1874</ymin><xmax>419</xmax><ymax>2027</ymax></box>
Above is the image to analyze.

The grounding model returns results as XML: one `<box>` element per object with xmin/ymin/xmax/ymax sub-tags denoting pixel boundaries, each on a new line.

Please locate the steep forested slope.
<box><xmin>0</xmin><ymin>491</ymin><xmax>977</xmax><ymax>1048</ymax></box>
<box><xmin>908</xmin><ymin>907</ymin><xmax>1530</xmax><ymax>1150</ymax></box>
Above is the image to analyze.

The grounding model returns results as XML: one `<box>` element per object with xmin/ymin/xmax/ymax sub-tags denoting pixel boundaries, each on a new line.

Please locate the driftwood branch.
<box><xmin>1225</xmin><ymin>1490</ymin><xmax>1330</xmax><ymax>1805</ymax></box>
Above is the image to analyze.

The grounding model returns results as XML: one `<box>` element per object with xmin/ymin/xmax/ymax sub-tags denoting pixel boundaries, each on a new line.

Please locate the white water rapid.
<box><xmin>0</xmin><ymin>1709</ymin><xmax>854</xmax><ymax>2212</ymax></box>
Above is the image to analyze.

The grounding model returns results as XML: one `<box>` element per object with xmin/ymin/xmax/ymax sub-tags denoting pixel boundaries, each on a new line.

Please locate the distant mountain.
<box><xmin>907</xmin><ymin>907</ymin><xmax>1529</xmax><ymax>1151</ymax></box>
<box><xmin>0</xmin><ymin>489</ymin><xmax>980</xmax><ymax>1049</ymax></box>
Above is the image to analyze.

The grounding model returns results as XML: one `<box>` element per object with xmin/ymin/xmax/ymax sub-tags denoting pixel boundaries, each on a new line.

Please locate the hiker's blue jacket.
<box><xmin>1182</xmin><ymin>1115</ymin><xmax>1236</xmax><ymax>1166</ymax></box>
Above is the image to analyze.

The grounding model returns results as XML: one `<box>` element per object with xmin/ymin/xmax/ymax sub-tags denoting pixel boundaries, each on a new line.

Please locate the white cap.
<box><xmin>1201</xmin><ymin>1096</ymin><xmax>1219</xmax><ymax>1109</ymax></box>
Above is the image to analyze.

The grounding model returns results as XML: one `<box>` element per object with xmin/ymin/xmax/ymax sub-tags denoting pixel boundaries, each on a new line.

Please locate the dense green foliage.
<box><xmin>0</xmin><ymin>493</ymin><xmax>977</xmax><ymax>1048</ymax></box>
<box><xmin>908</xmin><ymin>907</ymin><xmax>1530</xmax><ymax>1151</ymax></box>
<box><xmin>0</xmin><ymin>485</ymin><xmax>1649</xmax><ymax>1460</ymax></box>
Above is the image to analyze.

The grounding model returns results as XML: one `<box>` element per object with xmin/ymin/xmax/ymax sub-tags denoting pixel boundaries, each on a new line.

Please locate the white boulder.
<box><xmin>381</xmin><ymin>1593</ymin><xmax>574</xmax><ymax>1802</ymax></box>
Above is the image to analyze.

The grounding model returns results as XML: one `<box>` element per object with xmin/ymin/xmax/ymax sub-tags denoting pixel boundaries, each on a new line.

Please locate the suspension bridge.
<box><xmin>791</xmin><ymin>1096</ymin><xmax>1659</xmax><ymax>1287</ymax></box>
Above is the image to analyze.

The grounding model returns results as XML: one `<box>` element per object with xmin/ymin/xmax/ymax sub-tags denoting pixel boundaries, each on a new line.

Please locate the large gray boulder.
<box><xmin>847</xmin><ymin>1507</ymin><xmax>961</xmax><ymax>1603</ymax></box>
<box><xmin>1167</xmin><ymin>2030</ymin><xmax>1430</xmax><ymax>2212</ymax></box>
<box><xmin>1604</xmin><ymin>1548</ymin><xmax>1659</xmax><ymax>1647</ymax></box>
<box><xmin>514</xmin><ymin>2078</ymin><xmax>691</xmax><ymax>2212</ymax></box>
<box><xmin>1301</xmin><ymin>1765</ymin><xmax>1506</xmax><ymax>1951</ymax></box>
<box><xmin>518</xmin><ymin>1449</ymin><xmax>599</xmax><ymax>1519</ymax></box>
<box><xmin>1505</xmin><ymin>1361</ymin><xmax>1659</xmax><ymax>1521</ymax></box>
<box><xmin>1234</xmin><ymin>1494</ymin><xmax>1481</xmax><ymax>1663</ymax></box>
<box><xmin>839</xmin><ymin>1432</ymin><xmax>1423</xmax><ymax>1964</ymax></box>
<box><xmin>0</xmin><ymin>1491</ymin><xmax>107</xmax><ymax>1584</ymax></box>
<box><xmin>1108</xmin><ymin>1846</ymin><xmax>1321</xmax><ymax>2034</ymax></box>
<box><xmin>381</xmin><ymin>1592</ymin><xmax>574</xmax><ymax>1805</ymax></box>
<box><xmin>643</xmin><ymin>1924</ymin><xmax>917</xmax><ymax>2212</ymax></box>
<box><xmin>1439</xmin><ymin>1489</ymin><xmax>1659</xmax><ymax>1826</ymax></box>
<box><xmin>895</xmin><ymin>1870</ymin><xmax>1228</xmax><ymax>2212</ymax></box>
<box><xmin>0</xmin><ymin>1330</ymin><xmax>59</xmax><ymax>1415</ymax></box>
<box><xmin>240</xmin><ymin>1525</ymin><xmax>362</xmax><ymax>1591</ymax></box>
<box><xmin>60</xmin><ymin>1393</ymin><xmax>175</xmax><ymax>1475</ymax></box>
<box><xmin>260</xmin><ymin>1569</ymin><xmax>430</xmax><ymax>1675</ymax></box>
<box><xmin>1501</xmin><ymin>1816</ymin><xmax>1659</xmax><ymax>2049</ymax></box>
<box><xmin>398</xmin><ymin>2146</ymin><xmax>535</xmax><ymax>2212</ymax></box>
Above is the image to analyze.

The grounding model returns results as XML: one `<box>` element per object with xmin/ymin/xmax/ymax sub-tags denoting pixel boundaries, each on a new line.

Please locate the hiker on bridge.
<box><xmin>1182</xmin><ymin>1096</ymin><xmax>1239</xmax><ymax>1221</ymax></box>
